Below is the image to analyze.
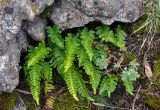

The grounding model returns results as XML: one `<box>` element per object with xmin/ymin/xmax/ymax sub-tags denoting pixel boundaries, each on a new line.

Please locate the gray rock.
<box><xmin>0</xmin><ymin>0</ymin><xmax>54</xmax><ymax>93</ymax></box>
<box><xmin>13</xmin><ymin>0</ymin><xmax>54</xmax><ymax>21</ymax></box>
<box><xmin>23</xmin><ymin>16</ymin><xmax>47</xmax><ymax>41</ymax></box>
<box><xmin>50</xmin><ymin>0</ymin><xmax>142</xmax><ymax>29</ymax></box>
<box><xmin>16</xmin><ymin>30</ymin><xmax>28</xmax><ymax>53</ymax></box>
<box><xmin>0</xmin><ymin>30</ymin><xmax>28</xmax><ymax>92</ymax></box>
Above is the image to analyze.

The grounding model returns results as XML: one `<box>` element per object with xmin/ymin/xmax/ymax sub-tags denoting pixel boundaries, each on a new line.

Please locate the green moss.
<box><xmin>54</xmin><ymin>91</ymin><xmax>90</xmax><ymax>110</ymax></box>
<box><xmin>150</xmin><ymin>43</ymin><xmax>160</xmax><ymax>60</ymax></box>
<box><xmin>145</xmin><ymin>96</ymin><xmax>160</xmax><ymax>109</ymax></box>
<box><xmin>118</xmin><ymin>53</ymin><xmax>138</xmax><ymax>64</ymax></box>
<box><xmin>124</xmin><ymin>54</ymin><xmax>137</xmax><ymax>62</ymax></box>
<box><xmin>0</xmin><ymin>91</ymin><xmax>18</xmax><ymax>110</ymax></box>
<box><xmin>19</xmin><ymin>95</ymin><xmax>36</xmax><ymax>110</ymax></box>
<box><xmin>153</xmin><ymin>59</ymin><xmax>160</xmax><ymax>88</ymax></box>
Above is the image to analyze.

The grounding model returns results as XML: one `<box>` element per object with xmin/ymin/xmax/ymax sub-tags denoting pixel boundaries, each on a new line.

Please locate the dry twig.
<box><xmin>132</xmin><ymin>85</ymin><xmax>141</xmax><ymax>110</ymax></box>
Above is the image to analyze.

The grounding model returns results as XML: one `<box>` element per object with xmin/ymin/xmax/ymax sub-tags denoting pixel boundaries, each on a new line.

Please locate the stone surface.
<box><xmin>23</xmin><ymin>16</ymin><xmax>47</xmax><ymax>41</ymax></box>
<box><xmin>50</xmin><ymin>0</ymin><xmax>142</xmax><ymax>30</ymax></box>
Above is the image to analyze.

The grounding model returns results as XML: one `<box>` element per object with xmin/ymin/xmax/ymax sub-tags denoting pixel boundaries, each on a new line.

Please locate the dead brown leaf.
<box><xmin>143</xmin><ymin>58</ymin><xmax>153</xmax><ymax>80</ymax></box>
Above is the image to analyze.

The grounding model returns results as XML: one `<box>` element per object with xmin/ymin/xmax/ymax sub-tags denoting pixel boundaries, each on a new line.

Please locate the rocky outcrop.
<box><xmin>50</xmin><ymin>0</ymin><xmax>142</xmax><ymax>30</ymax></box>
<box><xmin>0</xmin><ymin>0</ymin><xmax>54</xmax><ymax>93</ymax></box>
<box><xmin>0</xmin><ymin>0</ymin><xmax>141</xmax><ymax>93</ymax></box>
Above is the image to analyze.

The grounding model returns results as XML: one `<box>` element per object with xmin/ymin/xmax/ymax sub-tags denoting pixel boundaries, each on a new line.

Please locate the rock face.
<box><xmin>0</xmin><ymin>0</ymin><xmax>54</xmax><ymax>93</ymax></box>
<box><xmin>0</xmin><ymin>0</ymin><xmax>141</xmax><ymax>93</ymax></box>
<box><xmin>50</xmin><ymin>0</ymin><xmax>142</xmax><ymax>30</ymax></box>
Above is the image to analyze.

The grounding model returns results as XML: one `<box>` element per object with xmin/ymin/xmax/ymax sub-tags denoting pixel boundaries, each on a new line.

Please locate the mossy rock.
<box><xmin>54</xmin><ymin>91</ymin><xmax>90</xmax><ymax>110</ymax></box>
<box><xmin>0</xmin><ymin>91</ymin><xmax>18</xmax><ymax>110</ymax></box>
<box><xmin>145</xmin><ymin>96</ymin><xmax>160</xmax><ymax>109</ymax></box>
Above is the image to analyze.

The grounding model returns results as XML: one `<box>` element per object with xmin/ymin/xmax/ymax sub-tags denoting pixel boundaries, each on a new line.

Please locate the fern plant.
<box><xmin>24</xmin><ymin>42</ymin><xmax>54</xmax><ymax>105</ymax></box>
<box><xmin>24</xmin><ymin>24</ymin><xmax>140</xmax><ymax>105</ymax></box>
<box><xmin>46</xmin><ymin>25</ymin><xmax>127</xmax><ymax>101</ymax></box>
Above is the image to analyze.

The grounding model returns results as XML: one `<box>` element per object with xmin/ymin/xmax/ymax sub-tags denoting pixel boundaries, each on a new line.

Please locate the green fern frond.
<box><xmin>123</xmin><ymin>81</ymin><xmax>134</xmax><ymax>95</ymax></box>
<box><xmin>96</xmin><ymin>25</ymin><xmax>115</xmax><ymax>44</ymax></box>
<box><xmin>64</xmin><ymin>34</ymin><xmax>80</xmax><ymax>73</ymax></box>
<box><xmin>27</xmin><ymin>45</ymin><xmax>35</xmax><ymax>54</ymax></box>
<box><xmin>80</xmin><ymin>27</ymin><xmax>95</xmax><ymax>61</ymax></box>
<box><xmin>77</xmin><ymin>48</ymin><xmax>100</xmax><ymax>94</ymax></box>
<box><xmin>45</xmin><ymin>98</ymin><xmax>54</xmax><ymax>109</ymax></box>
<box><xmin>50</xmin><ymin>47</ymin><xmax>65</xmax><ymax>74</ymax></box>
<box><xmin>115</xmin><ymin>25</ymin><xmax>126</xmax><ymax>51</ymax></box>
<box><xmin>44</xmin><ymin>81</ymin><xmax>54</xmax><ymax>95</ymax></box>
<box><xmin>77</xmin><ymin>47</ymin><xmax>86</xmax><ymax>67</ymax></box>
<box><xmin>72</xmin><ymin>67</ymin><xmax>94</xmax><ymax>101</ymax></box>
<box><xmin>42</xmin><ymin>62</ymin><xmax>52</xmax><ymax>81</ymax></box>
<box><xmin>44</xmin><ymin>81</ymin><xmax>54</xmax><ymax>109</ymax></box>
<box><xmin>99</xmin><ymin>74</ymin><xmax>118</xmax><ymax>97</ymax></box>
<box><xmin>64</xmin><ymin>67</ymin><xmax>78</xmax><ymax>101</ymax></box>
<box><xmin>47</xmin><ymin>25</ymin><xmax>64</xmax><ymax>49</ymax></box>
<box><xmin>83</xmin><ymin>60</ymin><xmax>100</xmax><ymax>94</ymax></box>
<box><xmin>27</xmin><ymin>41</ymin><xmax>51</xmax><ymax>69</ymax></box>
<box><xmin>27</xmin><ymin>63</ymin><xmax>42</xmax><ymax>105</ymax></box>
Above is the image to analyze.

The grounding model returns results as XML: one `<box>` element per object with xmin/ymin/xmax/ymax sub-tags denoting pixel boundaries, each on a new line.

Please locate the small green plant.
<box><xmin>121</xmin><ymin>60</ymin><xmax>140</xmax><ymax>95</ymax></box>
<box><xmin>24</xmin><ymin>24</ymin><xmax>140</xmax><ymax>105</ymax></box>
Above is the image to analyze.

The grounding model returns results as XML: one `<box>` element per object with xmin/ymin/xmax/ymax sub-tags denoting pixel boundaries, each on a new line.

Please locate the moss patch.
<box><xmin>23</xmin><ymin>95</ymin><xmax>36</xmax><ymax>110</ymax></box>
<box><xmin>0</xmin><ymin>91</ymin><xmax>18</xmax><ymax>110</ymax></box>
<box><xmin>54</xmin><ymin>91</ymin><xmax>90</xmax><ymax>110</ymax></box>
<box><xmin>124</xmin><ymin>53</ymin><xmax>138</xmax><ymax>62</ymax></box>
<box><xmin>145</xmin><ymin>96</ymin><xmax>160</xmax><ymax>109</ymax></box>
<box><xmin>153</xmin><ymin>59</ymin><xmax>160</xmax><ymax>88</ymax></box>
